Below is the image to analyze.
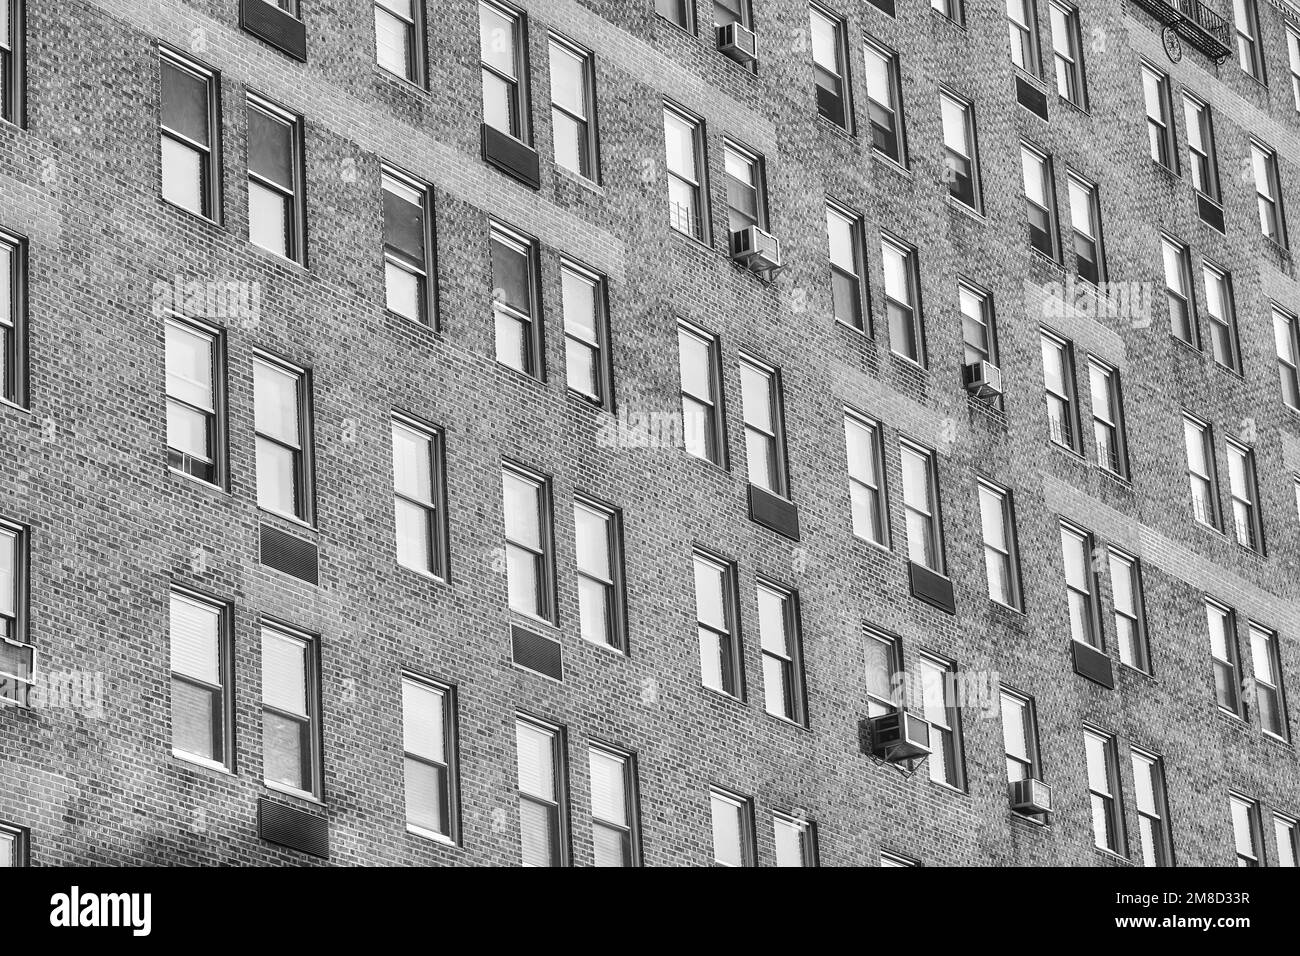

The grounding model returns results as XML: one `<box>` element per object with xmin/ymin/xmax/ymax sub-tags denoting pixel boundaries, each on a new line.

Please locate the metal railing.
<box><xmin>1129</xmin><ymin>0</ymin><xmax>1233</xmax><ymax>60</ymax></box>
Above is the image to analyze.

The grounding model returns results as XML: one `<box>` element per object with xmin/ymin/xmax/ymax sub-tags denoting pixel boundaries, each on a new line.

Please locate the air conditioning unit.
<box><xmin>730</xmin><ymin>226</ymin><xmax>782</xmax><ymax>272</ymax></box>
<box><xmin>716</xmin><ymin>22</ymin><xmax>758</xmax><ymax>66</ymax></box>
<box><xmin>962</xmin><ymin>361</ymin><xmax>1003</xmax><ymax>399</ymax></box>
<box><xmin>1009</xmin><ymin>777</ymin><xmax>1053</xmax><ymax>814</ymax></box>
<box><xmin>867</xmin><ymin>710</ymin><xmax>932</xmax><ymax>764</ymax></box>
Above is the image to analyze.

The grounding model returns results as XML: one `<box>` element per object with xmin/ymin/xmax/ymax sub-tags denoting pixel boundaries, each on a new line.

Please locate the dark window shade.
<box><xmin>161</xmin><ymin>62</ymin><xmax>210</xmax><ymax>143</ymax></box>
<box><xmin>249</xmin><ymin>108</ymin><xmax>293</xmax><ymax>189</ymax></box>
<box><xmin>383</xmin><ymin>189</ymin><xmax>425</xmax><ymax>262</ymax></box>
<box><xmin>491</xmin><ymin>238</ymin><xmax>531</xmax><ymax>313</ymax></box>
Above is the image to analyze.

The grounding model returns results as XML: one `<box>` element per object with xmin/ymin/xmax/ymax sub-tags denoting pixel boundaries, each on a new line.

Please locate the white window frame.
<box><xmin>709</xmin><ymin>786</ymin><xmax>754</xmax><ymax>867</ymax></box>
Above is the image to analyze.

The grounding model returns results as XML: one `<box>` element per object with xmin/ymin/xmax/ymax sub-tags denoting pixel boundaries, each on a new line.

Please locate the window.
<box><xmin>810</xmin><ymin>5</ymin><xmax>851</xmax><ymax>129</ymax></box>
<box><xmin>0</xmin><ymin>0</ymin><xmax>23</xmax><ymax>126</ymax></box>
<box><xmin>246</xmin><ymin>95</ymin><xmax>304</xmax><ymax>263</ymax></box>
<box><xmin>159</xmin><ymin>49</ymin><xmax>220</xmax><ymax>219</ymax></box>
<box><xmin>1000</xmin><ymin>689</ymin><xmax>1041</xmax><ymax>785</ymax></box>
<box><xmin>1060</xmin><ymin>522</ymin><xmax>1100</xmax><ymax>648</ymax></box>
<box><xmin>709</xmin><ymin>788</ymin><xmax>753</xmax><ymax>867</ymax></box>
<box><xmin>978</xmin><ymin>480</ymin><xmax>1021</xmax><ymax>609</ymax></box>
<box><xmin>490</xmin><ymin>224</ymin><xmax>543</xmax><ymax>377</ymax></box>
<box><xmin>740</xmin><ymin>355</ymin><xmax>788</xmax><ymax>496</ymax></box>
<box><xmin>1067</xmin><ymin>174</ymin><xmax>1104</xmax><ymax>283</ymax></box>
<box><xmin>773</xmin><ymin>812</ymin><xmax>816</xmax><ymax>867</ymax></box>
<box><xmin>1289</xmin><ymin>28</ymin><xmax>1300</xmax><ymax>112</ymax></box>
<box><xmin>1274</xmin><ymin>306</ymin><xmax>1300</xmax><ymax>410</ymax></box>
<box><xmin>169</xmin><ymin>590</ymin><xmax>231</xmax><ymax>769</ymax></box>
<box><xmin>0</xmin><ymin>823</ymin><xmax>26</xmax><ymax>867</ymax></box>
<box><xmin>1251</xmin><ymin>142</ymin><xmax>1286</xmax><ymax>247</ymax></box>
<box><xmin>574</xmin><ymin>497</ymin><xmax>624</xmax><ymax>650</ymax></box>
<box><xmin>1233</xmin><ymin>0</ymin><xmax>1263</xmax><ymax>80</ymax></box>
<box><xmin>664</xmin><ymin>105</ymin><xmax>708</xmax><ymax>241</ymax></box>
<box><xmin>480</xmin><ymin>0</ymin><xmax>529</xmax><ymax>142</ymax></box>
<box><xmin>1249</xmin><ymin>624</ymin><xmax>1287</xmax><ymax>739</ymax></box>
<box><xmin>392</xmin><ymin>416</ymin><xmax>446</xmax><ymax>579</ymax></box>
<box><xmin>1141</xmin><ymin>62</ymin><xmax>1175</xmax><ymax>168</ymax></box>
<box><xmin>678</xmin><ymin>320</ymin><xmax>726</xmax><ymax>466</ymax></box>
<box><xmin>1107</xmin><ymin>549</ymin><xmax>1149</xmax><ymax>671</ymax></box>
<box><xmin>714</xmin><ymin>0</ymin><xmax>752</xmax><ymax>33</ymax></box>
<box><xmin>402</xmin><ymin>674</ymin><xmax>456</xmax><ymax>841</ymax></box>
<box><xmin>1162</xmin><ymin>237</ymin><xmax>1196</xmax><ymax>346</ymax></box>
<box><xmin>1202</xmin><ymin>263</ymin><xmax>1240</xmax><ymax>372</ymax></box>
<box><xmin>882</xmin><ymin>236</ymin><xmax>923</xmax><ymax>364</ymax></box>
<box><xmin>1084</xmin><ymin>728</ymin><xmax>1125</xmax><ymax>854</ymax></box>
<box><xmin>502</xmin><ymin>464</ymin><xmax>555</xmax><ymax>623</ymax></box>
<box><xmin>0</xmin><ymin>230</ymin><xmax>22</xmax><ymax>406</ymax></box>
<box><xmin>693</xmin><ymin>551</ymin><xmax>741</xmax><ymax>698</ymax></box>
<box><xmin>826</xmin><ymin>202</ymin><xmax>866</xmax><ymax>329</ymax></box>
<box><xmin>919</xmin><ymin>654</ymin><xmax>964</xmax><ymax>789</ymax></box>
<box><xmin>881</xmin><ymin>850</ymin><xmax>917</xmax><ymax>867</ymax></box>
<box><xmin>1207</xmin><ymin>600</ymin><xmax>1243</xmax><ymax>717</ymax></box>
<box><xmin>863</xmin><ymin>39</ymin><xmax>905</xmax><ymax>164</ymax></box>
<box><xmin>899</xmin><ymin>440</ymin><xmax>943</xmax><ymax>572</ymax></box>
<box><xmin>1226</xmin><ymin>441</ymin><xmax>1262</xmax><ymax>552</ymax></box>
<box><xmin>0</xmin><ymin>519</ymin><xmax>29</xmax><ymax>706</ymax></box>
<box><xmin>1049</xmin><ymin>2</ymin><xmax>1085</xmax><ymax>107</ymax></box>
<box><xmin>165</xmin><ymin>317</ymin><xmax>223</xmax><ymax>485</ymax></box>
<box><xmin>516</xmin><ymin>716</ymin><xmax>567</xmax><ymax>866</ymax></box>
<box><xmin>381</xmin><ymin>166</ymin><xmax>432</xmax><ymax>325</ymax></box>
<box><xmin>931</xmin><ymin>0</ymin><xmax>962</xmax><ymax>23</ymax></box>
<box><xmin>757</xmin><ymin>581</ymin><xmax>803</xmax><ymax>724</ymax></box>
<box><xmin>1230</xmin><ymin>793</ymin><xmax>1262</xmax><ymax>866</ymax></box>
<box><xmin>261</xmin><ymin>623</ymin><xmax>321</xmax><ymax>798</ymax></box>
<box><xmin>561</xmin><ymin>262</ymin><xmax>609</xmax><ymax>405</ymax></box>
<box><xmin>723</xmin><ymin>141</ymin><xmax>768</xmax><ymax>236</ymax></box>
<box><xmin>374</xmin><ymin>0</ymin><xmax>424</xmax><ymax>83</ymax></box>
<box><xmin>1007</xmin><ymin>0</ymin><xmax>1040</xmax><ymax>72</ymax></box>
<box><xmin>1182</xmin><ymin>415</ymin><xmax>1220</xmax><ymax>529</ymax></box>
<box><xmin>1131</xmin><ymin>749</ymin><xmax>1172</xmax><ymax>867</ymax></box>
<box><xmin>940</xmin><ymin>91</ymin><xmax>979</xmax><ymax>210</ymax></box>
<box><xmin>1087</xmin><ymin>358</ymin><xmax>1126</xmax><ymax>476</ymax></box>
<box><xmin>1275</xmin><ymin>814</ymin><xmax>1299</xmax><ymax>867</ymax></box>
<box><xmin>549</xmin><ymin>36</ymin><xmax>597</xmax><ymax>181</ymax></box>
<box><xmin>1041</xmin><ymin>330</ymin><xmax>1080</xmax><ymax>451</ymax></box>
<box><xmin>845</xmin><ymin>412</ymin><xmax>888</xmax><ymax>547</ymax></box>
<box><xmin>1021</xmin><ymin>144</ymin><xmax>1059</xmax><ymax>260</ymax></box>
<box><xmin>656</xmin><ymin>0</ymin><xmax>694</xmax><ymax>30</ymax></box>
<box><xmin>1182</xmin><ymin>94</ymin><xmax>1219</xmax><ymax>202</ymax></box>
<box><xmin>959</xmin><ymin>283</ymin><xmax>997</xmax><ymax>369</ymax></box>
<box><xmin>589</xmin><ymin>745</ymin><xmax>637</xmax><ymax>867</ymax></box>
<box><xmin>253</xmin><ymin>353</ymin><xmax>312</xmax><ymax>523</ymax></box>
<box><xmin>865</xmin><ymin>628</ymin><xmax>901</xmax><ymax>718</ymax></box>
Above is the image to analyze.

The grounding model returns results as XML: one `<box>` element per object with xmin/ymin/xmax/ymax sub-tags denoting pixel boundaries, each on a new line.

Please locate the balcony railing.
<box><xmin>1129</xmin><ymin>0</ymin><xmax>1233</xmax><ymax>62</ymax></box>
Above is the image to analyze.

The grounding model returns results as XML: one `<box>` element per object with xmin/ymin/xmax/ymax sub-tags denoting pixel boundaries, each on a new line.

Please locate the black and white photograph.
<box><xmin>0</xmin><ymin>0</ymin><xmax>1296</xmax><ymax>932</ymax></box>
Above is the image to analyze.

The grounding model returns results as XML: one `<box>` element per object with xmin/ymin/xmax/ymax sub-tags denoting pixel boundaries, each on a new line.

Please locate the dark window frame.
<box><xmin>259</xmin><ymin>617</ymin><xmax>324</xmax><ymax>801</ymax></box>
<box><xmin>158</xmin><ymin>45</ymin><xmax>223</xmax><ymax>223</ymax></box>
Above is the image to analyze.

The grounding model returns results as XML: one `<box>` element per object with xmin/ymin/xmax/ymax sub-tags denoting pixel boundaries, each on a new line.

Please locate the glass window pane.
<box><xmin>161</xmin><ymin>61</ymin><xmax>210</xmax><ymax>143</ymax></box>
<box><xmin>262</xmin><ymin>629</ymin><xmax>307</xmax><ymax>716</ymax></box>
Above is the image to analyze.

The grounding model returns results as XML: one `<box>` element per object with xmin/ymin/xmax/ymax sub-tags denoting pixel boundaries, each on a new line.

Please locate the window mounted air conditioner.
<box><xmin>962</xmin><ymin>360</ymin><xmax>1003</xmax><ymax>399</ymax></box>
<box><xmin>716</xmin><ymin>22</ymin><xmax>758</xmax><ymax>66</ymax></box>
<box><xmin>730</xmin><ymin>225</ymin><xmax>782</xmax><ymax>272</ymax></box>
<box><xmin>1009</xmin><ymin>777</ymin><xmax>1053</xmax><ymax>814</ymax></box>
<box><xmin>867</xmin><ymin>710</ymin><xmax>932</xmax><ymax>763</ymax></box>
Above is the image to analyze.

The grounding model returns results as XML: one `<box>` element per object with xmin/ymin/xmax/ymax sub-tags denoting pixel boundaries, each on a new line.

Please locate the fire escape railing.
<box><xmin>1128</xmin><ymin>0</ymin><xmax>1234</xmax><ymax>61</ymax></box>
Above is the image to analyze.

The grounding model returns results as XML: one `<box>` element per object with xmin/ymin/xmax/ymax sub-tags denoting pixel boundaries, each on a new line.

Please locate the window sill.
<box><xmin>406</xmin><ymin>825</ymin><xmax>459</xmax><ymax>847</ymax></box>
<box><xmin>1048</xmin><ymin>439</ymin><xmax>1087</xmax><ymax>463</ymax></box>
<box><xmin>258</xmin><ymin>507</ymin><xmax>317</xmax><ymax>534</ymax></box>
<box><xmin>870</xmin><ymin>152</ymin><xmax>911</xmax><ymax>179</ymax></box>
<box><xmin>554</xmin><ymin>164</ymin><xmax>604</xmax><ymax>196</ymax></box>
<box><xmin>396</xmin><ymin>561</ymin><xmax>447</xmax><ymax>587</ymax></box>
<box><xmin>852</xmin><ymin>533</ymin><xmax>893</xmax><ymax>555</ymax></box>
<box><xmin>0</xmin><ymin>396</ymin><xmax>32</xmax><ymax>415</ymax></box>
<box><xmin>943</xmin><ymin>196</ymin><xmax>986</xmax><ymax>223</ymax></box>
<box><xmin>264</xmin><ymin>780</ymin><xmax>324</xmax><ymax>806</ymax></box>
<box><xmin>510</xmin><ymin>610</ymin><xmax>560</xmax><ymax>633</ymax></box>
<box><xmin>171</xmin><ymin>750</ymin><xmax>234</xmax><ymax>776</ymax></box>
<box><xmin>564</xmin><ymin>387</ymin><xmax>611</xmax><ymax>415</ymax></box>
<box><xmin>160</xmin><ymin>195</ymin><xmax>222</xmax><ymax>230</ymax></box>
<box><xmin>681</xmin><ymin>446</ymin><xmax>732</xmax><ymax>479</ymax></box>
<box><xmin>927</xmin><ymin>779</ymin><xmax>968</xmax><ymax>798</ymax></box>
<box><xmin>764</xmin><ymin>710</ymin><xmax>810</xmax><ymax>732</ymax></box>
<box><xmin>1093</xmin><ymin>464</ymin><xmax>1131</xmax><ymax>488</ymax></box>
<box><xmin>1055</xmin><ymin>94</ymin><xmax>1090</xmax><ymax>117</ymax></box>
<box><xmin>988</xmin><ymin>597</ymin><xmax>1025</xmax><ymax>616</ymax></box>
<box><xmin>653</xmin><ymin>13</ymin><xmax>698</xmax><ymax>40</ymax></box>
<box><xmin>1092</xmin><ymin>846</ymin><xmax>1132</xmax><ymax>865</ymax></box>
<box><xmin>581</xmin><ymin>634</ymin><xmax>630</xmax><ymax>659</ymax></box>
<box><xmin>374</xmin><ymin>62</ymin><xmax>428</xmax><ymax>96</ymax></box>
<box><xmin>1010</xmin><ymin>809</ymin><xmax>1051</xmax><ymax>828</ymax></box>
<box><xmin>1117</xmin><ymin>662</ymin><xmax>1156</xmax><ymax>682</ymax></box>
<box><xmin>1261</xmin><ymin>730</ymin><xmax>1293</xmax><ymax>751</ymax></box>
<box><xmin>1216</xmin><ymin>707</ymin><xmax>1248</xmax><ymax>726</ymax></box>
<box><xmin>167</xmin><ymin>465</ymin><xmax>230</xmax><ymax>496</ymax></box>
<box><xmin>1169</xmin><ymin>334</ymin><xmax>1203</xmax><ymax>358</ymax></box>
<box><xmin>928</xmin><ymin>9</ymin><xmax>967</xmax><ymax>30</ymax></box>
<box><xmin>700</xmin><ymin>683</ymin><xmax>745</xmax><ymax>707</ymax></box>
<box><xmin>246</xmin><ymin>239</ymin><xmax>308</xmax><ymax>274</ymax></box>
<box><xmin>1011</xmin><ymin>65</ymin><xmax>1046</xmax><ymax>89</ymax></box>
<box><xmin>834</xmin><ymin>317</ymin><xmax>870</xmax><ymax>338</ymax></box>
<box><xmin>669</xmin><ymin>225</ymin><xmax>715</xmax><ymax>255</ymax></box>
<box><xmin>815</xmin><ymin>115</ymin><xmax>857</xmax><ymax>143</ymax></box>
<box><xmin>385</xmin><ymin>308</ymin><xmax>438</xmax><ymax>335</ymax></box>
